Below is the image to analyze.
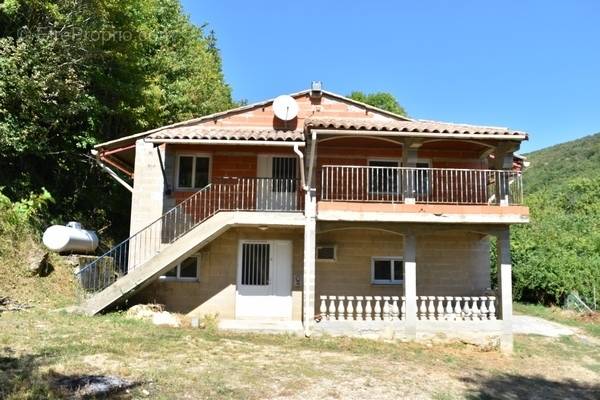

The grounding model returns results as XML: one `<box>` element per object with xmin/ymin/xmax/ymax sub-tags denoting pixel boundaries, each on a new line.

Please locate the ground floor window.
<box><xmin>160</xmin><ymin>256</ymin><xmax>200</xmax><ymax>281</ymax></box>
<box><xmin>371</xmin><ymin>257</ymin><xmax>403</xmax><ymax>284</ymax></box>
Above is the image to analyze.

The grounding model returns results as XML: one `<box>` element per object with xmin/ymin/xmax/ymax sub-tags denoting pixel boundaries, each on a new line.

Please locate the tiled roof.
<box><xmin>148</xmin><ymin>127</ymin><xmax>305</xmax><ymax>142</ymax></box>
<box><xmin>304</xmin><ymin>117</ymin><xmax>528</xmax><ymax>138</ymax></box>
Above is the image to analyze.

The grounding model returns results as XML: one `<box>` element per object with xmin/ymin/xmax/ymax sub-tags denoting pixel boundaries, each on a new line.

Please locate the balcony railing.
<box><xmin>76</xmin><ymin>177</ymin><xmax>302</xmax><ymax>293</ymax></box>
<box><xmin>319</xmin><ymin>166</ymin><xmax>523</xmax><ymax>205</ymax></box>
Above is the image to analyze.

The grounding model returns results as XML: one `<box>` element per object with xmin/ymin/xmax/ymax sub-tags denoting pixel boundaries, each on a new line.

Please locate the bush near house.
<box><xmin>512</xmin><ymin>133</ymin><xmax>600</xmax><ymax>307</ymax></box>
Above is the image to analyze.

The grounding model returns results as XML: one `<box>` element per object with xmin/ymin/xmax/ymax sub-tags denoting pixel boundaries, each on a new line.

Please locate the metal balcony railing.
<box><xmin>76</xmin><ymin>177</ymin><xmax>302</xmax><ymax>293</ymax></box>
<box><xmin>319</xmin><ymin>166</ymin><xmax>523</xmax><ymax>205</ymax></box>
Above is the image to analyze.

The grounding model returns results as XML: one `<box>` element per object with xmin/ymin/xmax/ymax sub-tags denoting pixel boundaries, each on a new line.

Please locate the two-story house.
<box><xmin>80</xmin><ymin>84</ymin><xmax>529</xmax><ymax>352</ymax></box>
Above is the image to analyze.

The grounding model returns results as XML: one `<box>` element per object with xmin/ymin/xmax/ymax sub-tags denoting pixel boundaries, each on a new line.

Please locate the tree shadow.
<box><xmin>462</xmin><ymin>373</ymin><xmax>600</xmax><ymax>400</ymax></box>
<box><xmin>0</xmin><ymin>348</ymin><xmax>140</xmax><ymax>399</ymax></box>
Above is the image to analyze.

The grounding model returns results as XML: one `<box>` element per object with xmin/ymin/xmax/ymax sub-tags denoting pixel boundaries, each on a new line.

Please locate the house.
<box><xmin>81</xmin><ymin>83</ymin><xmax>529</xmax><ymax>352</ymax></box>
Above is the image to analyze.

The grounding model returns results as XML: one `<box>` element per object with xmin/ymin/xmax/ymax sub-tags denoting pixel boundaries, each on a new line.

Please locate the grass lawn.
<box><xmin>0</xmin><ymin>305</ymin><xmax>599</xmax><ymax>399</ymax></box>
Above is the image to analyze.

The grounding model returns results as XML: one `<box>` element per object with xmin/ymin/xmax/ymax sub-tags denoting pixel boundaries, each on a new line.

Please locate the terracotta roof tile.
<box><xmin>304</xmin><ymin>117</ymin><xmax>527</xmax><ymax>138</ymax></box>
<box><xmin>148</xmin><ymin>126</ymin><xmax>304</xmax><ymax>142</ymax></box>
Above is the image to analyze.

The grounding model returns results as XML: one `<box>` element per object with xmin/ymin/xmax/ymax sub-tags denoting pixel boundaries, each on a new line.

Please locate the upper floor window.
<box><xmin>272</xmin><ymin>157</ymin><xmax>297</xmax><ymax>192</ymax></box>
<box><xmin>177</xmin><ymin>155</ymin><xmax>210</xmax><ymax>190</ymax></box>
<box><xmin>368</xmin><ymin>160</ymin><xmax>400</xmax><ymax>194</ymax></box>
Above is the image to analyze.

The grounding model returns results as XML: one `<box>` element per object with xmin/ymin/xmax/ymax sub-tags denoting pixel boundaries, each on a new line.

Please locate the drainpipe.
<box><xmin>293</xmin><ymin>144</ymin><xmax>307</xmax><ymax>190</ymax></box>
<box><xmin>91</xmin><ymin>149</ymin><xmax>134</xmax><ymax>193</ymax></box>
<box><xmin>306</xmin><ymin>131</ymin><xmax>317</xmax><ymax>189</ymax></box>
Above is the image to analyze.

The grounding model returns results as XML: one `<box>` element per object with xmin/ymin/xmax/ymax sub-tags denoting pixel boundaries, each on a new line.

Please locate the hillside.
<box><xmin>523</xmin><ymin>132</ymin><xmax>600</xmax><ymax>194</ymax></box>
<box><xmin>511</xmin><ymin>132</ymin><xmax>600</xmax><ymax>307</ymax></box>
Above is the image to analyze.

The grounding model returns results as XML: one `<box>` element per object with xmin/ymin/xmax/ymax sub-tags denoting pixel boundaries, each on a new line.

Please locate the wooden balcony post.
<box><xmin>496</xmin><ymin>227</ymin><xmax>513</xmax><ymax>353</ymax></box>
<box><xmin>303</xmin><ymin>188</ymin><xmax>317</xmax><ymax>335</ymax></box>
<box><xmin>404</xmin><ymin>233</ymin><xmax>417</xmax><ymax>338</ymax></box>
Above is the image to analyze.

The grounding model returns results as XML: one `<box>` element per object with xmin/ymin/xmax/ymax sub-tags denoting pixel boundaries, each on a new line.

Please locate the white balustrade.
<box><xmin>319</xmin><ymin>295</ymin><xmax>405</xmax><ymax>321</ymax></box>
<box><xmin>319</xmin><ymin>295</ymin><xmax>497</xmax><ymax>322</ymax></box>
<box><xmin>418</xmin><ymin>296</ymin><xmax>498</xmax><ymax>321</ymax></box>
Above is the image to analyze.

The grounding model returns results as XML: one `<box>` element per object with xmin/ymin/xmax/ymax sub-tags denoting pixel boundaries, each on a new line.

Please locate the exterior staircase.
<box><xmin>77</xmin><ymin>178</ymin><xmax>304</xmax><ymax>315</ymax></box>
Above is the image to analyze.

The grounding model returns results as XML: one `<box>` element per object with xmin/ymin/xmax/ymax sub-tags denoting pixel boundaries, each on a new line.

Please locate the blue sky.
<box><xmin>182</xmin><ymin>1</ymin><xmax>600</xmax><ymax>153</ymax></box>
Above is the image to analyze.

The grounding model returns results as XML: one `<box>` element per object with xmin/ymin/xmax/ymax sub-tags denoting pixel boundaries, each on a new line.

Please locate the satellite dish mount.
<box><xmin>272</xmin><ymin>95</ymin><xmax>299</xmax><ymax>128</ymax></box>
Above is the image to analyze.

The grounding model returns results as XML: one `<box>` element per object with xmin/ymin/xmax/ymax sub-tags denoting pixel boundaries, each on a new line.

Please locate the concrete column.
<box><xmin>129</xmin><ymin>139</ymin><xmax>166</xmax><ymax>235</ymax></box>
<box><xmin>496</xmin><ymin>227</ymin><xmax>513</xmax><ymax>353</ymax></box>
<box><xmin>404</xmin><ymin>233</ymin><xmax>417</xmax><ymax>338</ymax></box>
<box><xmin>492</xmin><ymin>144</ymin><xmax>514</xmax><ymax>207</ymax></box>
<box><xmin>302</xmin><ymin>188</ymin><xmax>317</xmax><ymax>335</ymax></box>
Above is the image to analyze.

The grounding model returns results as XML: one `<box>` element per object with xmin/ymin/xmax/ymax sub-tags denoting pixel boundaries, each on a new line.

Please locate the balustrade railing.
<box><xmin>319</xmin><ymin>166</ymin><xmax>523</xmax><ymax>205</ymax></box>
<box><xmin>319</xmin><ymin>295</ymin><xmax>406</xmax><ymax>321</ymax></box>
<box><xmin>318</xmin><ymin>295</ymin><xmax>497</xmax><ymax>322</ymax></box>
<box><xmin>417</xmin><ymin>295</ymin><xmax>496</xmax><ymax>321</ymax></box>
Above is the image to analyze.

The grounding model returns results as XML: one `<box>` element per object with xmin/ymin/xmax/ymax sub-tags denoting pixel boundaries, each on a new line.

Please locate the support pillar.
<box><xmin>302</xmin><ymin>189</ymin><xmax>317</xmax><ymax>336</ymax></box>
<box><xmin>496</xmin><ymin>227</ymin><xmax>513</xmax><ymax>353</ymax></box>
<box><xmin>404</xmin><ymin>233</ymin><xmax>417</xmax><ymax>339</ymax></box>
<box><xmin>402</xmin><ymin>144</ymin><xmax>419</xmax><ymax>204</ymax></box>
<box><xmin>492</xmin><ymin>144</ymin><xmax>515</xmax><ymax>207</ymax></box>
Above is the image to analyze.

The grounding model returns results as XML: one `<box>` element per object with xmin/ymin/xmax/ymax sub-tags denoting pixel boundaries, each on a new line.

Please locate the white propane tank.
<box><xmin>42</xmin><ymin>221</ymin><xmax>99</xmax><ymax>253</ymax></box>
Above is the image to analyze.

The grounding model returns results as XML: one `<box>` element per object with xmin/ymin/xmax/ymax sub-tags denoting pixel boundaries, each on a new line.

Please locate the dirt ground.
<box><xmin>0</xmin><ymin>308</ymin><xmax>599</xmax><ymax>400</ymax></box>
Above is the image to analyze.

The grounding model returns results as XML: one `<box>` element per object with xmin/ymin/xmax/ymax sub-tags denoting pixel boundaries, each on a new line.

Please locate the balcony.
<box><xmin>317</xmin><ymin>166</ymin><xmax>528</xmax><ymax>224</ymax></box>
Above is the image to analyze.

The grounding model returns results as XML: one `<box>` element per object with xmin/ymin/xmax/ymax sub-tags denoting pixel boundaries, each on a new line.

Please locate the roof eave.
<box><xmin>308</xmin><ymin>127</ymin><xmax>528</xmax><ymax>141</ymax></box>
<box><xmin>145</xmin><ymin>138</ymin><xmax>306</xmax><ymax>146</ymax></box>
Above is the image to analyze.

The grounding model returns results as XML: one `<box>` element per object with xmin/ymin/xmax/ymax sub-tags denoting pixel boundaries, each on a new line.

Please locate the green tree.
<box><xmin>0</xmin><ymin>0</ymin><xmax>234</xmax><ymax>238</ymax></box>
<box><xmin>348</xmin><ymin>91</ymin><xmax>407</xmax><ymax>116</ymax></box>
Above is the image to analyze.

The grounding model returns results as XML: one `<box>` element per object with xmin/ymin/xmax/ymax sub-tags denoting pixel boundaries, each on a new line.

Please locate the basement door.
<box><xmin>256</xmin><ymin>155</ymin><xmax>298</xmax><ymax>211</ymax></box>
<box><xmin>235</xmin><ymin>240</ymin><xmax>293</xmax><ymax>320</ymax></box>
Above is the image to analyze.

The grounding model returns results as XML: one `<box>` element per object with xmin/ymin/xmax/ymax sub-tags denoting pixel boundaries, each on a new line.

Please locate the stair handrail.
<box><xmin>75</xmin><ymin>182</ymin><xmax>218</xmax><ymax>292</ymax></box>
<box><xmin>76</xmin><ymin>177</ymin><xmax>303</xmax><ymax>293</ymax></box>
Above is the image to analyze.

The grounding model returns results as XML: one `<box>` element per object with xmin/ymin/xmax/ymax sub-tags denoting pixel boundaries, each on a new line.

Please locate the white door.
<box><xmin>256</xmin><ymin>155</ymin><xmax>298</xmax><ymax>211</ymax></box>
<box><xmin>235</xmin><ymin>240</ymin><xmax>293</xmax><ymax>320</ymax></box>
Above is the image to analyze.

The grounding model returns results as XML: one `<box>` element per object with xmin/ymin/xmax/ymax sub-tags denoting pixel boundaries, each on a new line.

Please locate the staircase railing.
<box><xmin>76</xmin><ymin>177</ymin><xmax>303</xmax><ymax>293</ymax></box>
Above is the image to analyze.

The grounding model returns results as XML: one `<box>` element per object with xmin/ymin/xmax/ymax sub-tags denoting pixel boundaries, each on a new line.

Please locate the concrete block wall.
<box><xmin>315</xmin><ymin>228</ymin><xmax>491</xmax><ymax>304</ymax></box>
<box><xmin>417</xmin><ymin>232</ymin><xmax>491</xmax><ymax>295</ymax></box>
<box><xmin>132</xmin><ymin>227</ymin><xmax>305</xmax><ymax>320</ymax></box>
<box><xmin>315</xmin><ymin>229</ymin><xmax>406</xmax><ymax>297</ymax></box>
<box><xmin>129</xmin><ymin>139</ymin><xmax>166</xmax><ymax>235</ymax></box>
<box><xmin>131</xmin><ymin>224</ymin><xmax>490</xmax><ymax>320</ymax></box>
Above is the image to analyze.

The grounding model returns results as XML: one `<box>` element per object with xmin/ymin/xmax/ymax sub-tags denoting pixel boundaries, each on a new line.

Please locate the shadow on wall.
<box><xmin>462</xmin><ymin>373</ymin><xmax>600</xmax><ymax>400</ymax></box>
<box><xmin>129</xmin><ymin>278</ymin><xmax>234</xmax><ymax>315</ymax></box>
<box><xmin>0</xmin><ymin>350</ymin><xmax>140</xmax><ymax>399</ymax></box>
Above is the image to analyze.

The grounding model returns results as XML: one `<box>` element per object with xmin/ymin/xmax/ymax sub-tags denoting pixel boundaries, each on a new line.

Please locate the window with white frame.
<box><xmin>177</xmin><ymin>155</ymin><xmax>210</xmax><ymax>189</ymax></box>
<box><xmin>160</xmin><ymin>256</ymin><xmax>200</xmax><ymax>281</ymax></box>
<box><xmin>371</xmin><ymin>257</ymin><xmax>403</xmax><ymax>284</ymax></box>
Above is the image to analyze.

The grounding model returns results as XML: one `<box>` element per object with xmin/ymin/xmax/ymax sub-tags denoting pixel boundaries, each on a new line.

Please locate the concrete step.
<box><xmin>219</xmin><ymin>319</ymin><xmax>304</xmax><ymax>335</ymax></box>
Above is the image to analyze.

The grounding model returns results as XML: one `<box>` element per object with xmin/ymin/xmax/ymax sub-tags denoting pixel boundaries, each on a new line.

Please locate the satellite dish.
<box><xmin>272</xmin><ymin>95</ymin><xmax>299</xmax><ymax>121</ymax></box>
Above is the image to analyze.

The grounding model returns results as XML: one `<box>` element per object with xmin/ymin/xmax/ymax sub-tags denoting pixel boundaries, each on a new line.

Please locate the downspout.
<box><xmin>293</xmin><ymin>144</ymin><xmax>306</xmax><ymax>190</ymax></box>
<box><xmin>91</xmin><ymin>149</ymin><xmax>133</xmax><ymax>193</ymax></box>
<box><xmin>306</xmin><ymin>131</ymin><xmax>317</xmax><ymax>189</ymax></box>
